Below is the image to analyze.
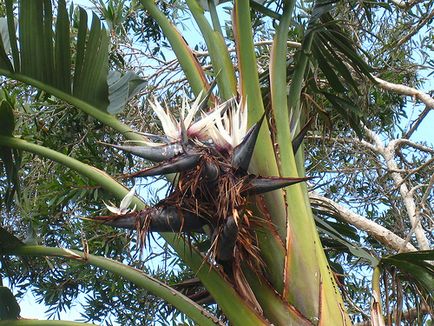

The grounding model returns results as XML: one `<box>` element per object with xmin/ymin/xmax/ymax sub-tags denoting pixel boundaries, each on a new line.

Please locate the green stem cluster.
<box><xmin>3</xmin><ymin>245</ymin><xmax>220</xmax><ymax>326</ymax></box>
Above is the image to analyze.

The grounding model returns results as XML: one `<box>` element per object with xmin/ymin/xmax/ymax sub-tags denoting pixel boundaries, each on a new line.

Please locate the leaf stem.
<box><xmin>0</xmin><ymin>321</ymin><xmax>91</xmax><ymax>326</ymax></box>
<box><xmin>0</xmin><ymin>69</ymin><xmax>144</xmax><ymax>142</ymax></box>
<box><xmin>3</xmin><ymin>245</ymin><xmax>221</xmax><ymax>326</ymax></box>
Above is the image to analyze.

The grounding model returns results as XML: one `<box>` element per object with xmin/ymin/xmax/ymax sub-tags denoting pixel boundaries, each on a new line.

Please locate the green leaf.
<box><xmin>1</xmin><ymin>0</ymin><xmax>110</xmax><ymax>112</ymax></box>
<box><xmin>309</xmin><ymin>0</ymin><xmax>337</xmax><ymax>23</ymax></box>
<box><xmin>381</xmin><ymin>250</ymin><xmax>434</xmax><ymax>293</ymax></box>
<box><xmin>5</xmin><ymin>0</ymin><xmax>20</xmax><ymax>70</ymax></box>
<box><xmin>0</xmin><ymin>17</ymin><xmax>11</xmax><ymax>53</ymax></box>
<box><xmin>73</xmin><ymin>12</ymin><xmax>109</xmax><ymax>110</ymax></box>
<box><xmin>0</xmin><ymin>97</ymin><xmax>20</xmax><ymax>208</ymax></box>
<box><xmin>0</xmin><ymin>17</ymin><xmax>13</xmax><ymax>71</ymax></box>
<box><xmin>316</xmin><ymin>36</ymin><xmax>360</xmax><ymax>93</ymax></box>
<box><xmin>107</xmin><ymin>71</ymin><xmax>147</xmax><ymax>114</ymax></box>
<box><xmin>54</xmin><ymin>0</ymin><xmax>71</xmax><ymax>93</ymax></box>
<box><xmin>0</xmin><ymin>287</ymin><xmax>20</xmax><ymax>320</ymax></box>
<box><xmin>312</xmin><ymin>40</ymin><xmax>346</xmax><ymax>94</ymax></box>
<box><xmin>318</xmin><ymin>28</ymin><xmax>373</xmax><ymax>81</ymax></box>
<box><xmin>250</xmin><ymin>1</ymin><xmax>281</xmax><ymax>20</ymax></box>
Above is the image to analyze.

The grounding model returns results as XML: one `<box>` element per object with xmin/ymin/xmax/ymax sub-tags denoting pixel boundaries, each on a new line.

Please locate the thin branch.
<box><xmin>306</xmin><ymin>134</ymin><xmax>379</xmax><ymax>152</ymax></box>
<box><xmin>421</xmin><ymin>173</ymin><xmax>434</xmax><ymax>204</ymax></box>
<box><xmin>364</xmin><ymin>127</ymin><xmax>431</xmax><ymax>250</ymax></box>
<box><xmin>387</xmin><ymin>0</ymin><xmax>426</xmax><ymax>9</ymax></box>
<box><xmin>391</xmin><ymin>157</ymin><xmax>434</xmax><ymax>191</ymax></box>
<box><xmin>309</xmin><ymin>192</ymin><xmax>417</xmax><ymax>252</ymax></box>
<box><xmin>394</xmin><ymin>10</ymin><xmax>434</xmax><ymax>48</ymax></box>
<box><xmin>403</xmin><ymin>106</ymin><xmax>431</xmax><ymax>139</ymax></box>
<box><xmin>390</xmin><ymin>138</ymin><xmax>434</xmax><ymax>154</ymax></box>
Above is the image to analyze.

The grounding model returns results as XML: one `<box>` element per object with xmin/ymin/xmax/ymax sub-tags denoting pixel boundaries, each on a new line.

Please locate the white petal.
<box><xmin>184</xmin><ymin>91</ymin><xmax>203</xmax><ymax>129</ymax></box>
<box><xmin>214</xmin><ymin>113</ymin><xmax>233</xmax><ymax>146</ymax></box>
<box><xmin>189</xmin><ymin>101</ymin><xmax>227</xmax><ymax>138</ymax></box>
<box><xmin>120</xmin><ymin>186</ymin><xmax>136</xmax><ymax>212</ymax></box>
<box><xmin>150</xmin><ymin>100</ymin><xmax>178</xmax><ymax>139</ymax></box>
<box><xmin>208</xmin><ymin>124</ymin><xmax>231</xmax><ymax>150</ymax></box>
<box><xmin>233</xmin><ymin>101</ymin><xmax>248</xmax><ymax>146</ymax></box>
<box><xmin>104</xmin><ymin>201</ymin><xmax>121</xmax><ymax>215</ymax></box>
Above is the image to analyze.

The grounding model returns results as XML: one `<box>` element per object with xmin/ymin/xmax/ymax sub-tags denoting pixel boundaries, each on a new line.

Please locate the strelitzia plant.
<box><xmin>97</xmin><ymin>96</ymin><xmax>310</xmax><ymax>308</ymax></box>
<box><xmin>0</xmin><ymin>0</ymin><xmax>396</xmax><ymax>325</ymax></box>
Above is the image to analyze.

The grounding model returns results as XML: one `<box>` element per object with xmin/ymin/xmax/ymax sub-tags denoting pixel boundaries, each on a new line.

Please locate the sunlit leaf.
<box><xmin>107</xmin><ymin>71</ymin><xmax>147</xmax><ymax>114</ymax></box>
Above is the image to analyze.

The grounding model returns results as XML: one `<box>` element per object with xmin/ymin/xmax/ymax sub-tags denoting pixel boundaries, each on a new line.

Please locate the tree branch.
<box><xmin>372</xmin><ymin>76</ymin><xmax>434</xmax><ymax>110</ymax></box>
<box><xmin>364</xmin><ymin>127</ymin><xmax>431</xmax><ymax>250</ymax></box>
<box><xmin>394</xmin><ymin>10</ymin><xmax>434</xmax><ymax>47</ymax></box>
<box><xmin>403</xmin><ymin>106</ymin><xmax>431</xmax><ymax>139</ymax></box>
<box><xmin>309</xmin><ymin>192</ymin><xmax>417</xmax><ymax>252</ymax></box>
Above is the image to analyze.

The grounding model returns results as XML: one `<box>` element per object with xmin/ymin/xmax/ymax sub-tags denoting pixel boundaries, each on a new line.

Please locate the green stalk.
<box><xmin>0</xmin><ymin>321</ymin><xmax>90</xmax><ymax>326</ymax></box>
<box><xmin>0</xmin><ymin>69</ymin><xmax>144</xmax><ymax>142</ymax></box>
<box><xmin>274</xmin><ymin>14</ymin><xmax>351</xmax><ymax>323</ymax></box>
<box><xmin>288</xmin><ymin>32</ymin><xmax>314</xmax><ymax>174</ymax></box>
<box><xmin>233</xmin><ymin>0</ymin><xmax>288</xmax><ymax>293</ymax></box>
<box><xmin>0</xmin><ymin>136</ymin><xmax>137</xmax><ymax>205</ymax></box>
<box><xmin>207</xmin><ymin>0</ymin><xmax>223</xmax><ymax>36</ymax></box>
<box><xmin>139</xmin><ymin>0</ymin><xmax>209</xmax><ymax>97</ymax></box>
<box><xmin>3</xmin><ymin>245</ymin><xmax>220</xmax><ymax>326</ymax></box>
<box><xmin>283</xmin><ymin>29</ymin><xmax>323</xmax><ymax>315</ymax></box>
<box><xmin>270</xmin><ymin>0</ymin><xmax>296</xmax><ymax>178</ymax></box>
<box><xmin>269</xmin><ymin>2</ymin><xmax>321</xmax><ymax>312</ymax></box>
<box><xmin>244</xmin><ymin>269</ymin><xmax>311</xmax><ymax>326</ymax></box>
<box><xmin>185</xmin><ymin>0</ymin><xmax>237</xmax><ymax>100</ymax></box>
<box><xmin>0</xmin><ymin>136</ymin><xmax>266</xmax><ymax>325</ymax></box>
<box><xmin>371</xmin><ymin>266</ymin><xmax>385</xmax><ymax>326</ymax></box>
<box><xmin>164</xmin><ymin>234</ymin><xmax>268</xmax><ymax>325</ymax></box>
<box><xmin>233</xmin><ymin>0</ymin><xmax>264</xmax><ymax>123</ymax></box>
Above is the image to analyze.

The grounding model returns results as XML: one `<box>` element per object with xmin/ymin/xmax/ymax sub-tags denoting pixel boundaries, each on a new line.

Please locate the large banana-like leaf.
<box><xmin>0</xmin><ymin>0</ymin><xmax>144</xmax><ymax>117</ymax></box>
<box><xmin>2</xmin><ymin>0</ymin><xmax>107</xmax><ymax>109</ymax></box>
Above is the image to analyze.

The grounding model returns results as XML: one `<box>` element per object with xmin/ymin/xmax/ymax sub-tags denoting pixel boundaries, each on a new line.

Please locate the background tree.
<box><xmin>0</xmin><ymin>0</ymin><xmax>432</xmax><ymax>325</ymax></box>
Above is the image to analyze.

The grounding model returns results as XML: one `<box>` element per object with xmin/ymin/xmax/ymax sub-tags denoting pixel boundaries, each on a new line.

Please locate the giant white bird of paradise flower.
<box><xmin>97</xmin><ymin>93</ymin><xmax>310</xmax><ymax>307</ymax></box>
